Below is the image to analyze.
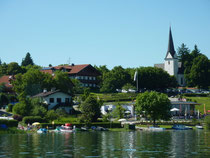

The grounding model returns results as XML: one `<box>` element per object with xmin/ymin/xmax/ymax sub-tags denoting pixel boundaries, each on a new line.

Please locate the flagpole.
<box><xmin>136</xmin><ymin>71</ymin><xmax>138</xmax><ymax>92</ymax></box>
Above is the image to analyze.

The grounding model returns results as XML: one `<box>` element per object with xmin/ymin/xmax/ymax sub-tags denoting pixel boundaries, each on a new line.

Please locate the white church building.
<box><xmin>155</xmin><ymin>27</ymin><xmax>186</xmax><ymax>86</ymax></box>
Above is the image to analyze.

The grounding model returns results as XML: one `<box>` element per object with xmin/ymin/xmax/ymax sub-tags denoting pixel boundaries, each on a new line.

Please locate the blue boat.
<box><xmin>37</xmin><ymin>128</ymin><xmax>48</xmax><ymax>133</ymax></box>
<box><xmin>172</xmin><ymin>124</ymin><xmax>192</xmax><ymax>130</ymax></box>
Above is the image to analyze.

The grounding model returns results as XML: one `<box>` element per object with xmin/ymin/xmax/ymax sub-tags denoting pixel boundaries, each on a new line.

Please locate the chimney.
<box><xmin>43</xmin><ymin>89</ymin><xmax>47</xmax><ymax>93</ymax></box>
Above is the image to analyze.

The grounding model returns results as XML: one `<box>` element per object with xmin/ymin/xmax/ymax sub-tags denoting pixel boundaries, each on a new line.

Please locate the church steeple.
<box><xmin>165</xmin><ymin>27</ymin><xmax>176</xmax><ymax>59</ymax></box>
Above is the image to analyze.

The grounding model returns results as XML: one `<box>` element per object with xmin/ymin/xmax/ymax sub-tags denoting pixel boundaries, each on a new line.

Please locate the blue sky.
<box><xmin>0</xmin><ymin>0</ymin><xmax>210</xmax><ymax>69</ymax></box>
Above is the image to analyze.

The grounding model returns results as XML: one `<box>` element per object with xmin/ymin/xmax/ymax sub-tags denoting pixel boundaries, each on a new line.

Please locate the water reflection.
<box><xmin>0</xmin><ymin>130</ymin><xmax>210</xmax><ymax>157</ymax></box>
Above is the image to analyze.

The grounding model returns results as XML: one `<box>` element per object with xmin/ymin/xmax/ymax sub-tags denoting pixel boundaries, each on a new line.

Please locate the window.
<box><xmin>65</xmin><ymin>98</ymin><xmax>70</xmax><ymax>103</ymax></box>
<box><xmin>81</xmin><ymin>76</ymin><xmax>84</xmax><ymax>80</ymax></box>
<box><xmin>57</xmin><ymin>98</ymin><xmax>61</xmax><ymax>103</ymax></box>
<box><xmin>50</xmin><ymin>98</ymin><xmax>54</xmax><ymax>103</ymax></box>
<box><xmin>89</xmin><ymin>84</ymin><xmax>92</xmax><ymax>87</ymax></box>
<box><xmin>168</xmin><ymin>61</ymin><xmax>170</xmax><ymax>65</ymax></box>
<box><xmin>85</xmin><ymin>76</ymin><xmax>88</xmax><ymax>80</ymax></box>
<box><xmin>89</xmin><ymin>76</ymin><xmax>92</xmax><ymax>80</ymax></box>
<box><xmin>93</xmin><ymin>77</ymin><xmax>96</xmax><ymax>80</ymax></box>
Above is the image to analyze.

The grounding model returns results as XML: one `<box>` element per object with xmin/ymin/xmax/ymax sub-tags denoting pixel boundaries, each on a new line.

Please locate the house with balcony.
<box><xmin>41</xmin><ymin>64</ymin><xmax>101</xmax><ymax>88</ymax></box>
<box><xmin>32</xmin><ymin>90</ymin><xmax>73</xmax><ymax>114</ymax></box>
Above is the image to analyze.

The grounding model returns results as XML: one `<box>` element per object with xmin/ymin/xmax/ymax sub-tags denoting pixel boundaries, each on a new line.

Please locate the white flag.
<box><xmin>134</xmin><ymin>71</ymin><xmax>138</xmax><ymax>81</ymax></box>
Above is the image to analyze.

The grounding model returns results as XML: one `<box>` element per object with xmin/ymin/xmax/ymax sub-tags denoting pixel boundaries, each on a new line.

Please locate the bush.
<box><xmin>6</xmin><ymin>104</ymin><xmax>13</xmax><ymax>112</ymax></box>
<box><xmin>183</xmin><ymin>93</ymin><xmax>208</xmax><ymax>97</ymax></box>
<box><xmin>45</xmin><ymin>110</ymin><xmax>59</xmax><ymax>122</ymax></box>
<box><xmin>13</xmin><ymin>114</ymin><xmax>23</xmax><ymax>121</ymax></box>
<box><xmin>22</xmin><ymin>116</ymin><xmax>45</xmax><ymax>124</ymax></box>
<box><xmin>0</xmin><ymin>119</ymin><xmax>18</xmax><ymax>127</ymax></box>
<box><xmin>204</xmin><ymin>115</ymin><xmax>210</xmax><ymax>130</ymax></box>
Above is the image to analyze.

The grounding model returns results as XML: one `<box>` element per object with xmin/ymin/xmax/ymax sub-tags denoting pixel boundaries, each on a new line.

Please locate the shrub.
<box><xmin>6</xmin><ymin>104</ymin><xmax>13</xmax><ymax>112</ymax></box>
<box><xmin>0</xmin><ymin>119</ymin><xmax>18</xmax><ymax>127</ymax></box>
<box><xmin>45</xmin><ymin>110</ymin><xmax>59</xmax><ymax>122</ymax></box>
<box><xmin>13</xmin><ymin>114</ymin><xmax>23</xmax><ymax>121</ymax></box>
<box><xmin>22</xmin><ymin>116</ymin><xmax>45</xmax><ymax>124</ymax></box>
<box><xmin>102</xmin><ymin>114</ymin><xmax>109</xmax><ymax>122</ymax></box>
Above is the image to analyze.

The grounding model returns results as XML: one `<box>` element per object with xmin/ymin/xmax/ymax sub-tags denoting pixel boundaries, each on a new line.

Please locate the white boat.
<box><xmin>148</xmin><ymin>127</ymin><xmax>165</xmax><ymax>131</ymax></box>
<box><xmin>55</xmin><ymin>126</ymin><xmax>74</xmax><ymax>133</ymax></box>
<box><xmin>195</xmin><ymin>125</ymin><xmax>203</xmax><ymax>129</ymax></box>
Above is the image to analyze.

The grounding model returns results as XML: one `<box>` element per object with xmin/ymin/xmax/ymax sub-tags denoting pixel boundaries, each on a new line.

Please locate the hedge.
<box><xmin>183</xmin><ymin>93</ymin><xmax>209</xmax><ymax>97</ymax></box>
<box><xmin>0</xmin><ymin>119</ymin><xmax>18</xmax><ymax>127</ymax></box>
<box><xmin>40</xmin><ymin>122</ymin><xmax>122</xmax><ymax>129</ymax></box>
<box><xmin>22</xmin><ymin>116</ymin><xmax>46</xmax><ymax>124</ymax></box>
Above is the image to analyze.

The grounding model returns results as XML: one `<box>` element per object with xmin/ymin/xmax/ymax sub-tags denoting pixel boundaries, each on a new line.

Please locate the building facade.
<box><xmin>33</xmin><ymin>90</ymin><xmax>73</xmax><ymax>113</ymax></box>
<box><xmin>41</xmin><ymin>64</ymin><xmax>101</xmax><ymax>88</ymax></box>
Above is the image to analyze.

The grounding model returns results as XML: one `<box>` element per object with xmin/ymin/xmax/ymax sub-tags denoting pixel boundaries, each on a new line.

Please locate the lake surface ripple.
<box><xmin>0</xmin><ymin>130</ymin><xmax>210</xmax><ymax>158</ymax></box>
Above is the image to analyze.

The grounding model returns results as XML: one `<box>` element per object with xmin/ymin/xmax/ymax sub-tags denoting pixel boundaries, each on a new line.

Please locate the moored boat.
<box><xmin>37</xmin><ymin>128</ymin><xmax>48</xmax><ymax>133</ymax></box>
<box><xmin>195</xmin><ymin>125</ymin><xmax>203</xmax><ymax>129</ymax></box>
<box><xmin>172</xmin><ymin>124</ymin><xmax>192</xmax><ymax>130</ymax></box>
<box><xmin>55</xmin><ymin>123</ymin><xmax>75</xmax><ymax>133</ymax></box>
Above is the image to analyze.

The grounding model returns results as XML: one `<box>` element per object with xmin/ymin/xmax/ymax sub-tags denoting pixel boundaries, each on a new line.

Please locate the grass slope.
<box><xmin>186</xmin><ymin>96</ymin><xmax>210</xmax><ymax>114</ymax></box>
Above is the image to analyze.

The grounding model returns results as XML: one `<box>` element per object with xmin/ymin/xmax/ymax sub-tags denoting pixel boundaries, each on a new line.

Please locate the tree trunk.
<box><xmin>153</xmin><ymin>119</ymin><xmax>156</xmax><ymax>126</ymax></box>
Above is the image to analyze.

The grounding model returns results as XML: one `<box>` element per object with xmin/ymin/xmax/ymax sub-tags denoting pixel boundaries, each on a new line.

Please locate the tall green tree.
<box><xmin>80</xmin><ymin>95</ymin><xmax>102</xmax><ymax>122</ymax></box>
<box><xmin>100</xmin><ymin>66</ymin><xmax>131</xmax><ymax>92</ymax></box>
<box><xmin>54</xmin><ymin>71</ymin><xmax>74</xmax><ymax>94</ymax></box>
<box><xmin>137</xmin><ymin>67</ymin><xmax>177</xmax><ymax>91</ymax></box>
<box><xmin>12</xmin><ymin>98</ymin><xmax>33</xmax><ymax>116</ymax></box>
<box><xmin>177</xmin><ymin>43</ymin><xmax>191</xmax><ymax>69</ymax></box>
<box><xmin>0</xmin><ymin>62</ymin><xmax>8</xmax><ymax>76</ymax></box>
<box><xmin>112</xmin><ymin>103</ymin><xmax>126</xmax><ymax>119</ymax></box>
<box><xmin>135</xmin><ymin>91</ymin><xmax>171</xmax><ymax>125</ymax></box>
<box><xmin>7</xmin><ymin>62</ymin><xmax>23</xmax><ymax>75</ymax></box>
<box><xmin>186</xmin><ymin>55</ymin><xmax>210</xmax><ymax>88</ymax></box>
<box><xmin>12</xmin><ymin>69</ymin><xmax>54</xmax><ymax>99</ymax></box>
<box><xmin>0</xmin><ymin>93</ymin><xmax>9</xmax><ymax>108</ymax></box>
<box><xmin>94</xmin><ymin>65</ymin><xmax>110</xmax><ymax>88</ymax></box>
<box><xmin>21</xmin><ymin>52</ymin><xmax>34</xmax><ymax>66</ymax></box>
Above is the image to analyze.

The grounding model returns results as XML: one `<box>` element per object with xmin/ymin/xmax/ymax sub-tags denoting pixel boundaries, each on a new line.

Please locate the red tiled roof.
<box><xmin>0</xmin><ymin>75</ymin><xmax>14</xmax><ymax>88</ymax></box>
<box><xmin>41</xmin><ymin>64</ymin><xmax>100</xmax><ymax>76</ymax></box>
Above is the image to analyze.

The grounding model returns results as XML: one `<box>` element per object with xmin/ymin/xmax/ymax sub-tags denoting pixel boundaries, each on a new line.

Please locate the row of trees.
<box><xmin>0</xmin><ymin>53</ymin><xmax>37</xmax><ymax>76</ymax></box>
<box><xmin>95</xmin><ymin>65</ymin><xmax>177</xmax><ymax>93</ymax></box>
<box><xmin>177</xmin><ymin>44</ymin><xmax>210</xmax><ymax>88</ymax></box>
<box><xmin>13</xmin><ymin>69</ymin><xmax>73</xmax><ymax>100</ymax></box>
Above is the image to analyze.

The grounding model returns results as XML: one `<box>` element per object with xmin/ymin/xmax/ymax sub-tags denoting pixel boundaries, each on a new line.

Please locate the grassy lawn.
<box><xmin>91</xmin><ymin>92</ymin><xmax>137</xmax><ymax>102</ymax></box>
<box><xmin>186</xmin><ymin>96</ymin><xmax>210</xmax><ymax>114</ymax></box>
<box><xmin>136</xmin><ymin>125</ymin><xmax>173</xmax><ymax>129</ymax></box>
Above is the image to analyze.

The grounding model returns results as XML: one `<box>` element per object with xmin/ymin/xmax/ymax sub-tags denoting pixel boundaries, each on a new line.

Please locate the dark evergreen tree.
<box><xmin>21</xmin><ymin>52</ymin><xmax>34</xmax><ymax>66</ymax></box>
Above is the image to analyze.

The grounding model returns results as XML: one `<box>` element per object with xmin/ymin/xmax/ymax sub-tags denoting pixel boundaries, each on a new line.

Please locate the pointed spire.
<box><xmin>165</xmin><ymin>26</ymin><xmax>176</xmax><ymax>59</ymax></box>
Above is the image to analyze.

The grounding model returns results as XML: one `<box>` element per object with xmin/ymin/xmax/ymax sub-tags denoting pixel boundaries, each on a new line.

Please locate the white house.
<box><xmin>33</xmin><ymin>90</ymin><xmax>73</xmax><ymax>114</ymax></box>
<box><xmin>154</xmin><ymin>27</ymin><xmax>186</xmax><ymax>86</ymax></box>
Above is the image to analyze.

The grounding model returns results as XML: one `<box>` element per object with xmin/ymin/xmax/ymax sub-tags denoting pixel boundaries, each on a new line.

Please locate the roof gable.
<box><xmin>41</xmin><ymin>64</ymin><xmax>100</xmax><ymax>76</ymax></box>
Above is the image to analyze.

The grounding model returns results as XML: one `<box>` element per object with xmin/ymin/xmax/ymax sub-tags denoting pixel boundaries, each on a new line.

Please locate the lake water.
<box><xmin>0</xmin><ymin>130</ymin><xmax>210</xmax><ymax>158</ymax></box>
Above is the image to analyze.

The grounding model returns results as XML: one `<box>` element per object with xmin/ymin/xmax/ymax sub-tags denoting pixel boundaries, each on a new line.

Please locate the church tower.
<box><xmin>164</xmin><ymin>27</ymin><xmax>179</xmax><ymax>78</ymax></box>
